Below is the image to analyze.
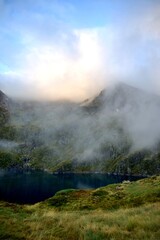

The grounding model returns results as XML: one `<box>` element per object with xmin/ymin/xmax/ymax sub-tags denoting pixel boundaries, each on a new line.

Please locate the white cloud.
<box><xmin>21</xmin><ymin>28</ymin><xmax>106</xmax><ymax>101</ymax></box>
<box><xmin>0</xmin><ymin>0</ymin><xmax>160</xmax><ymax>100</ymax></box>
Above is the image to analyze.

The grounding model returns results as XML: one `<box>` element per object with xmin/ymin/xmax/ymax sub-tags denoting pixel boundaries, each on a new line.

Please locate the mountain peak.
<box><xmin>82</xmin><ymin>82</ymin><xmax>160</xmax><ymax>113</ymax></box>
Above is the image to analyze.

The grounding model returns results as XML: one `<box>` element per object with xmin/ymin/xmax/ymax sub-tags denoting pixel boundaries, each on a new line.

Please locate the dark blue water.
<box><xmin>0</xmin><ymin>170</ymin><xmax>143</xmax><ymax>204</ymax></box>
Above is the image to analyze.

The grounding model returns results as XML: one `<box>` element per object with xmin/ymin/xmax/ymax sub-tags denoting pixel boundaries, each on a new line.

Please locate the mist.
<box><xmin>4</xmin><ymin>80</ymin><xmax>159</xmax><ymax>173</ymax></box>
<box><xmin>0</xmin><ymin>139</ymin><xmax>19</xmax><ymax>150</ymax></box>
<box><xmin>0</xmin><ymin>1</ymin><xmax>160</xmax><ymax>173</ymax></box>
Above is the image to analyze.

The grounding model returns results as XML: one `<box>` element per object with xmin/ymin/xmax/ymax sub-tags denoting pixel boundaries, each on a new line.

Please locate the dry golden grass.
<box><xmin>26</xmin><ymin>202</ymin><xmax>160</xmax><ymax>240</ymax></box>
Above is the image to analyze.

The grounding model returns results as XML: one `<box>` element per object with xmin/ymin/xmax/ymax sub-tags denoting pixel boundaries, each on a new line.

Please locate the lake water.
<box><xmin>0</xmin><ymin>170</ymin><xmax>143</xmax><ymax>204</ymax></box>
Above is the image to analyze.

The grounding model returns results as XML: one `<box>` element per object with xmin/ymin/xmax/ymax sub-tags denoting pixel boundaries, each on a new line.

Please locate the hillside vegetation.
<box><xmin>0</xmin><ymin>83</ymin><xmax>160</xmax><ymax>175</ymax></box>
<box><xmin>0</xmin><ymin>176</ymin><xmax>160</xmax><ymax>240</ymax></box>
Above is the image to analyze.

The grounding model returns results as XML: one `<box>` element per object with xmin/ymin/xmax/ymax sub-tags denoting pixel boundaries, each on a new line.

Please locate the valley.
<box><xmin>1</xmin><ymin>1</ymin><xmax>160</xmax><ymax>239</ymax></box>
<box><xmin>0</xmin><ymin>82</ymin><xmax>160</xmax><ymax>176</ymax></box>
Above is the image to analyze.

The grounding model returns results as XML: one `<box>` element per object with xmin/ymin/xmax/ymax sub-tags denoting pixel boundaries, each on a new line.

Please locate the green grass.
<box><xmin>0</xmin><ymin>176</ymin><xmax>160</xmax><ymax>240</ymax></box>
<box><xmin>44</xmin><ymin>175</ymin><xmax>160</xmax><ymax>210</ymax></box>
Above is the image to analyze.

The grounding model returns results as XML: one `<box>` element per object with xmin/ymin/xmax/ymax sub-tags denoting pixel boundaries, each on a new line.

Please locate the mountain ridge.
<box><xmin>0</xmin><ymin>82</ymin><xmax>160</xmax><ymax>175</ymax></box>
<box><xmin>82</xmin><ymin>82</ymin><xmax>160</xmax><ymax>114</ymax></box>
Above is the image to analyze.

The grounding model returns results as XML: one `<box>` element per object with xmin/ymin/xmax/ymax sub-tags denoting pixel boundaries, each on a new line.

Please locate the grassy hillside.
<box><xmin>0</xmin><ymin>176</ymin><xmax>160</xmax><ymax>240</ymax></box>
<box><xmin>0</xmin><ymin>84</ymin><xmax>160</xmax><ymax>175</ymax></box>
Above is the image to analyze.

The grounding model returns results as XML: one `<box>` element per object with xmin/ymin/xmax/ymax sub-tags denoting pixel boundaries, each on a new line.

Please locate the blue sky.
<box><xmin>0</xmin><ymin>0</ymin><xmax>160</xmax><ymax>100</ymax></box>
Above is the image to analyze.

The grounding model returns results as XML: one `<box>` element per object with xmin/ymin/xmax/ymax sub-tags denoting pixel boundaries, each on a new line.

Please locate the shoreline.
<box><xmin>0</xmin><ymin>167</ymin><xmax>150</xmax><ymax>178</ymax></box>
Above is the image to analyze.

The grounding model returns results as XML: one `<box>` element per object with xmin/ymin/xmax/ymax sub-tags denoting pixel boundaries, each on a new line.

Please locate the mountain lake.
<box><xmin>0</xmin><ymin>170</ymin><xmax>144</xmax><ymax>204</ymax></box>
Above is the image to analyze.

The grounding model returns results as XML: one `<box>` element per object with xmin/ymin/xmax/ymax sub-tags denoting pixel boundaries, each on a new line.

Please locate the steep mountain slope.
<box><xmin>82</xmin><ymin>82</ymin><xmax>160</xmax><ymax>175</ymax></box>
<box><xmin>0</xmin><ymin>90</ymin><xmax>10</xmax><ymax>125</ymax></box>
<box><xmin>84</xmin><ymin>82</ymin><xmax>160</xmax><ymax>147</ymax></box>
<box><xmin>0</xmin><ymin>90</ymin><xmax>9</xmax><ymax>108</ymax></box>
<box><xmin>0</xmin><ymin>83</ymin><xmax>160</xmax><ymax>175</ymax></box>
<box><xmin>83</xmin><ymin>82</ymin><xmax>160</xmax><ymax>113</ymax></box>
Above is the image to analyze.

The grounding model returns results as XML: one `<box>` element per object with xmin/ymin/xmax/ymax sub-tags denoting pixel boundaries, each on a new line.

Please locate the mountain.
<box><xmin>0</xmin><ymin>90</ymin><xmax>10</xmax><ymax>125</ymax></box>
<box><xmin>0</xmin><ymin>89</ymin><xmax>9</xmax><ymax>108</ymax></box>
<box><xmin>0</xmin><ymin>83</ymin><xmax>160</xmax><ymax>175</ymax></box>
<box><xmin>81</xmin><ymin>82</ymin><xmax>160</xmax><ymax>175</ymax></box>
<box><xmin>83</xmin><ymin>82</ymin><xmax>160</xmax><ymax>113</ymax></box>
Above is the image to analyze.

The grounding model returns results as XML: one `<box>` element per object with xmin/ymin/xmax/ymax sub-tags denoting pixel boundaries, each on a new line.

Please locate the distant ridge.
<box><xmin>82</xmin><ymin>82</ymin><xmax>160</xmax><ymax>113</ymax></box>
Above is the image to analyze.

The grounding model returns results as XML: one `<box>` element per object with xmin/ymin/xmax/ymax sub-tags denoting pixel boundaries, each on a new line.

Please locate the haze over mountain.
<box><xmin>83</xmin><ymin>82</ymin><xmax>160</xmax><ymax>150</ymax></box>
<box><xmin>1</xmin><ymin>2</ymin><xmax>160</xmax><ymax>239</ymax></box>
<box><xmin>0</xmin><ymin>82</ymin><xmax>160</xmax><ymax>175</ymax></box>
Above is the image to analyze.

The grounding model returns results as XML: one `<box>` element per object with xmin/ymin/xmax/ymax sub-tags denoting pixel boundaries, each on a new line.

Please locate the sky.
<box><xmin>0</xmin><ymin>0</ymin><xmax>160</xmax><ymax>101</ymax></box>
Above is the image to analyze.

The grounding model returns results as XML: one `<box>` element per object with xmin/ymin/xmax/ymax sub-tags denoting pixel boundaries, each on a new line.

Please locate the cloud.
<box><xmin>101</xmin><ymin>3</ymin><xmax>160</xmax><ymax>93</ymax></box>
<box><xmin>17</xmin><ymin>28</ymin><xmax>106</xmax><ymax>101</ymax></box>
<box><xmin>0</xmin><ymin>0</ymin><xmax>160</xmax><ymax>100</ymax></box>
